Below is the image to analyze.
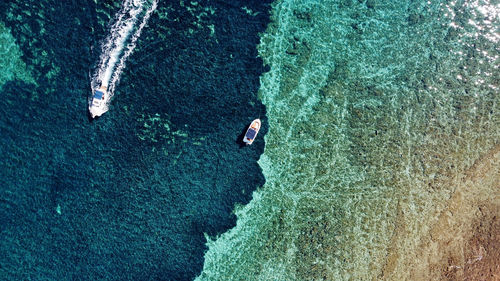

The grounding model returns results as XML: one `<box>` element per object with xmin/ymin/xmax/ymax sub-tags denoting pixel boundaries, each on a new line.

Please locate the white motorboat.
<box><xmin>243</xmin><ymin>119</ymin><xmax>261</xmax><ymax>145</ymax></box>
<box><xmin>89</xmin><ymin>85</ymin><xmax>109</xmax><ymax>118</ymax></box>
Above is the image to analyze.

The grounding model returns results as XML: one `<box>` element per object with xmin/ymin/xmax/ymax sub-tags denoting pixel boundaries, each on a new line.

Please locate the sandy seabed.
<box><xmin>381</xmin><ymin>146</ymin><xmax>500</xmax><ymax>281</ymax></box>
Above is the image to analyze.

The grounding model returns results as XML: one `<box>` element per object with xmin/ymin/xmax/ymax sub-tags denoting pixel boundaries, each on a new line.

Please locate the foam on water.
<box><xmin>90</xmin><ymin>0</ymin><xmax>157</xmax><ymax>109</ymax></box>
<box><xmin>108</xmin><ymin>0</ymin><xmax>157</xmax><ymax>94</ymax></box>
<box><xmin>197</xmin><ymin>0</ymin><xmax>499</xmax><ymax>279</ymax></box>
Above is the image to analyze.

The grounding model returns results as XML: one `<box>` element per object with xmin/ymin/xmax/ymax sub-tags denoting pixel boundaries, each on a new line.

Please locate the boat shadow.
<box><xmin>236</xmin><ymin>124</ymin><xmax>250</xmax><ymax>148</ymax></box>
<box><xmin>87</xmin><ymin>110</ymin><xmax>95</xmax><ymax>122</ymax></box>
<box><xmin>86</xmin><ymin>107</ymin><xmax>102</xmax><ymax>123</ymax></box>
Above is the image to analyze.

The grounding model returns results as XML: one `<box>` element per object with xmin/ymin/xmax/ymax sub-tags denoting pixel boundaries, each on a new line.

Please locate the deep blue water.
<box><xmin>0</xmin><ymin>0</ymin><xmax>271</xmax><ymax>280</ymax></box>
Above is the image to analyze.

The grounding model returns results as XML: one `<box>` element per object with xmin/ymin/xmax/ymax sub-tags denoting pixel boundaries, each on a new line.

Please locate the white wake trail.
<box><xmin>90</xmin><ymin>0</ymin><xmax>157</xmax><ymax>107</ymax></box>
<box><xmin>109</xmin><ymin>0</ymin><xmax>158</xmax><ymax>94</ymax></box>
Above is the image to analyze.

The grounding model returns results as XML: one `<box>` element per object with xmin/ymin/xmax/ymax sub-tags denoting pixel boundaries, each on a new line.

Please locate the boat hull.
<box><xmin>243</xmin><ymin>119</ymin><xmax>261</xmax><ymax>145</ymax></box>
<box><xmin>89</xmin><ymin>85</ymin><xmax>109</xmax><ymax>118</ymax></box>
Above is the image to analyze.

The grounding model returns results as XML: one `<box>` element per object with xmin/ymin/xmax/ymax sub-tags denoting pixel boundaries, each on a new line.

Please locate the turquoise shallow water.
<box><xmin>1</xmin><ymin>0</ymin><xmax>498</xmax><ymax>280</ymax></box>
<box><xmin>198</xmin><ymin>0</ymin><xmax>499</xmax><ymax>280</ymax></box>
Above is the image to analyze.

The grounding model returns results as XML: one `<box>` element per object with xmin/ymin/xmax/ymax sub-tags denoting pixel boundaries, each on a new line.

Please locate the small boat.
<box><xmin>243</xmin><ymin>119</ymin><xmax>261</xmax><ymax>145</ymax></box>
<box><xmin>89</xmin><ymin>85</ymin><xmax>109</xmax><ymax>118</ymax></box>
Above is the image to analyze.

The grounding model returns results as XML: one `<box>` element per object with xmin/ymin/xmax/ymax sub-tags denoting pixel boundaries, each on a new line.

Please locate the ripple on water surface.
<box><xmin>0</xmin><ymin>1</ymin><xmax>272</xmax><ymax>280</ymax></box>
<box><xmin>198</xmin><ymin>0</ymin><xmax>499</xmax><ymax>280</ymax></box>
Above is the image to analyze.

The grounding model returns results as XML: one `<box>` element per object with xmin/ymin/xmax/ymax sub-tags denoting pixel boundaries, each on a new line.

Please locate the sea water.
<box><xmin>198</xmin><ymin>0</ymin><xmax>499</xmax><ymax>280</ymax></box>
<box><xmin>0</xmin><ymin>0</ymin><xmax>498</xmax><ymax>280</ymax></box>
<box><xmin>0</xmin><ymin>1</ymin><xmax>270</xmax><ymax>280</ymax></box>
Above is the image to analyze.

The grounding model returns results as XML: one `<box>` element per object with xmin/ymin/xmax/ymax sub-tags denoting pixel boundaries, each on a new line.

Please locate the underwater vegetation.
<box><xmin>198</xmin><ymin>0</ymin><xmax>499</xmax><ymax>280</ymax></box>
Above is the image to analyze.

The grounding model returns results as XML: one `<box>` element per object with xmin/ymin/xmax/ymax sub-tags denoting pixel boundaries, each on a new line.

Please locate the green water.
<box><xmin>0</xmin><ymin>22</ymin><xmax>34</xmax><ymax>87</ymax></box>
<box><xmin>197</xmin><ymin>0</ymin><xmax>499</xmax><ymax>280</ymax></box>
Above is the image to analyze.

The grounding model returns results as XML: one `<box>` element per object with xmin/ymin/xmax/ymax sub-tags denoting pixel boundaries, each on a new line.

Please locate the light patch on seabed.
<box><xmin>136</xmin><ymin>112</ymin><xmax>190</xmax><ymax>145</ymax></box>
<box><xmin>197</xmin><ymin>0</ymin><xmax>499</xmax><ymax>280</ymax></box>
<box><xmin>0</xmin><ymin>21</ymin><xmax>35</xmax><ymax>88</ymax></box>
